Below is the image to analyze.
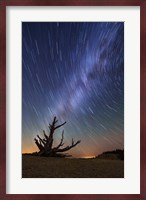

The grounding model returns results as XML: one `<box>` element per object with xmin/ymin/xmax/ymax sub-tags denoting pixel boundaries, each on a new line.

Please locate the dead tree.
<box><xmin>34</xmin><ymin>116</ymin><xmax>81</xmax><ymax>157</ymax></box>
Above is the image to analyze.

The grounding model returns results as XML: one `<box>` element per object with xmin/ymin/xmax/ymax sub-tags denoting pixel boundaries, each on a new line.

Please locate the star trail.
<box><xmin>22</xmin><ymin>22</ymin><xmax>124</xmax><ymax>158</ymax></box>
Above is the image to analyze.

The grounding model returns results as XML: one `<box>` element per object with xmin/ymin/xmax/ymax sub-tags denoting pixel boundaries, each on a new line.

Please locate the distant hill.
<box><xmin>96</xmin><ymin>149</ymin><xmax>124</xmax><ymax>160</ymax></box>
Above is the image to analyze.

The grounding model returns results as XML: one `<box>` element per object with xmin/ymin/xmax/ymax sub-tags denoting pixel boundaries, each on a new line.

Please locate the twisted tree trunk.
<box><xmin>34</xmin><ymin>116</ymin><xmax>81</xmax><ymax>157</ymax></box>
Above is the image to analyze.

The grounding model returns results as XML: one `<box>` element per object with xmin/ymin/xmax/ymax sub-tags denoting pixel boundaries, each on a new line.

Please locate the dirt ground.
<box><xmin>22</xmin><ymin>155</ymin><xmax>124</xmax><ymax>178</ymax></box>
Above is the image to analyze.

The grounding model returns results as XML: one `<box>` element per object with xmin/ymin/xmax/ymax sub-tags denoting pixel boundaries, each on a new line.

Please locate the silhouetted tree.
<box><xmin>34</xmin><ymin>116</ymin><xmax>81</xmax><ymax>157</ymax></box>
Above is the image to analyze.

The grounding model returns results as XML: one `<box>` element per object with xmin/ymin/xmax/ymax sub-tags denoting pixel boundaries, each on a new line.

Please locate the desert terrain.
<box><xmin>22</xmin><ymin>155</ymin><xmax>124</xmax><ymax>178</ymax></box>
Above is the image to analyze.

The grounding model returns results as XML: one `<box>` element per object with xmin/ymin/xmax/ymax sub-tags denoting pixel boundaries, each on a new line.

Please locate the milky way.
<box><xmin>22</xmin><ymin>22</ymin><xmax>124</xmax><ymax>157</ymax></box>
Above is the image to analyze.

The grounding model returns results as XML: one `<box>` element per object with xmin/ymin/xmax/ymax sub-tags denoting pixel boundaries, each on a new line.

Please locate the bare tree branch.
<box><xmin>43</xmin><ymin>130</ymin><xmax>49</xmax><ymax>141</ymax></box>
<box><xmin>34</xmin><ymin>117</ymin><xmax>81</xmax><ymax>157</ymax></box>
<box><xmin>37</xmin><ymin>135</ymin><xmax>46</xmax><ymax>145</ymax></box>
<box><xmin>34</xmin><ymin>138</ymin><xmax>44</xmax><ymax>151</ymax></box>
<box><xmin>52</xmin><ymin>140</ymin><xmax>81</xmax><ymax>153</ymax></box>
<box><xmin>54</xmin><ymin>121</ymin><xmax>66</xmax><ymax>130</ymax></box>
<box><xmin>53</xmin><ymin>130</ymin><xmax>64</xmax><ymax>149</ymax></box>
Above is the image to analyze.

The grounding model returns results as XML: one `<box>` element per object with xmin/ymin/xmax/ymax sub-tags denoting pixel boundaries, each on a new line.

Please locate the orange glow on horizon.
<box><xmin>22</xmin><ymin>146</ymin><xmax>96</xmax><ymax>158</ymax></box>
<box><xmin>22</xmin><ymin>146</ymin><xmax>37</xmax><ymax>154</ymax></box>
<box><xmin>81</xmin><ymin>156</ymin><xmax>95</xmax><ymax>159</ymax></box>
<box><xmin>22</xmin><ymin>142</ymin><xmax>99</xmax><ymax>158</ymax></box>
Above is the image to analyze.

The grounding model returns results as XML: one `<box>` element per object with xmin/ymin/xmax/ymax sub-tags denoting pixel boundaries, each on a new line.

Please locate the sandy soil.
<box><xmin>22</xmin><ymin>155</ymin><xmax>124</xmax><ymax>178</ymax></box>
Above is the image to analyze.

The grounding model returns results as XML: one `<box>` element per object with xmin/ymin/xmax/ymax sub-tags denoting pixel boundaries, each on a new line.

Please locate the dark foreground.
<box><xmin>22</xmin><ymin>155</ymin><xmax>124</xmax><ymax>178</ymax></box>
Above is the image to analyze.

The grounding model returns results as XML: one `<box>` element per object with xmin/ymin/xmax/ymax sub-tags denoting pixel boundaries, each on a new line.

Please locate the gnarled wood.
<box><xmin>34</xmin><ymin>116</ymin><xmax>81</xmax><ymax>157</ymax></box>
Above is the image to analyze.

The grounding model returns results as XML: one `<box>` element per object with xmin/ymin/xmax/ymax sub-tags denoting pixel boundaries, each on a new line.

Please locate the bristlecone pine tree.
<box><xmin>34</xmin><ymin>116</ymin><xmax>81</xmax><ymax>157</ymax></box>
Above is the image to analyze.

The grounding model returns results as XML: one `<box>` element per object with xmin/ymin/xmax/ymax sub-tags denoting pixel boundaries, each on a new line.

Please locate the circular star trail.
<box><xmin>22</xmin><ymin>22</ymin><xmax>124</xmax><ymax>158</ymax></box>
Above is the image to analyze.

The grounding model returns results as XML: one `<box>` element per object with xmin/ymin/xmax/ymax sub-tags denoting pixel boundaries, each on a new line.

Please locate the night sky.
<box><xmin>22</xmin><ymin>22</ymin><xmax>124</xmax><ymax>158</ymax></box>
